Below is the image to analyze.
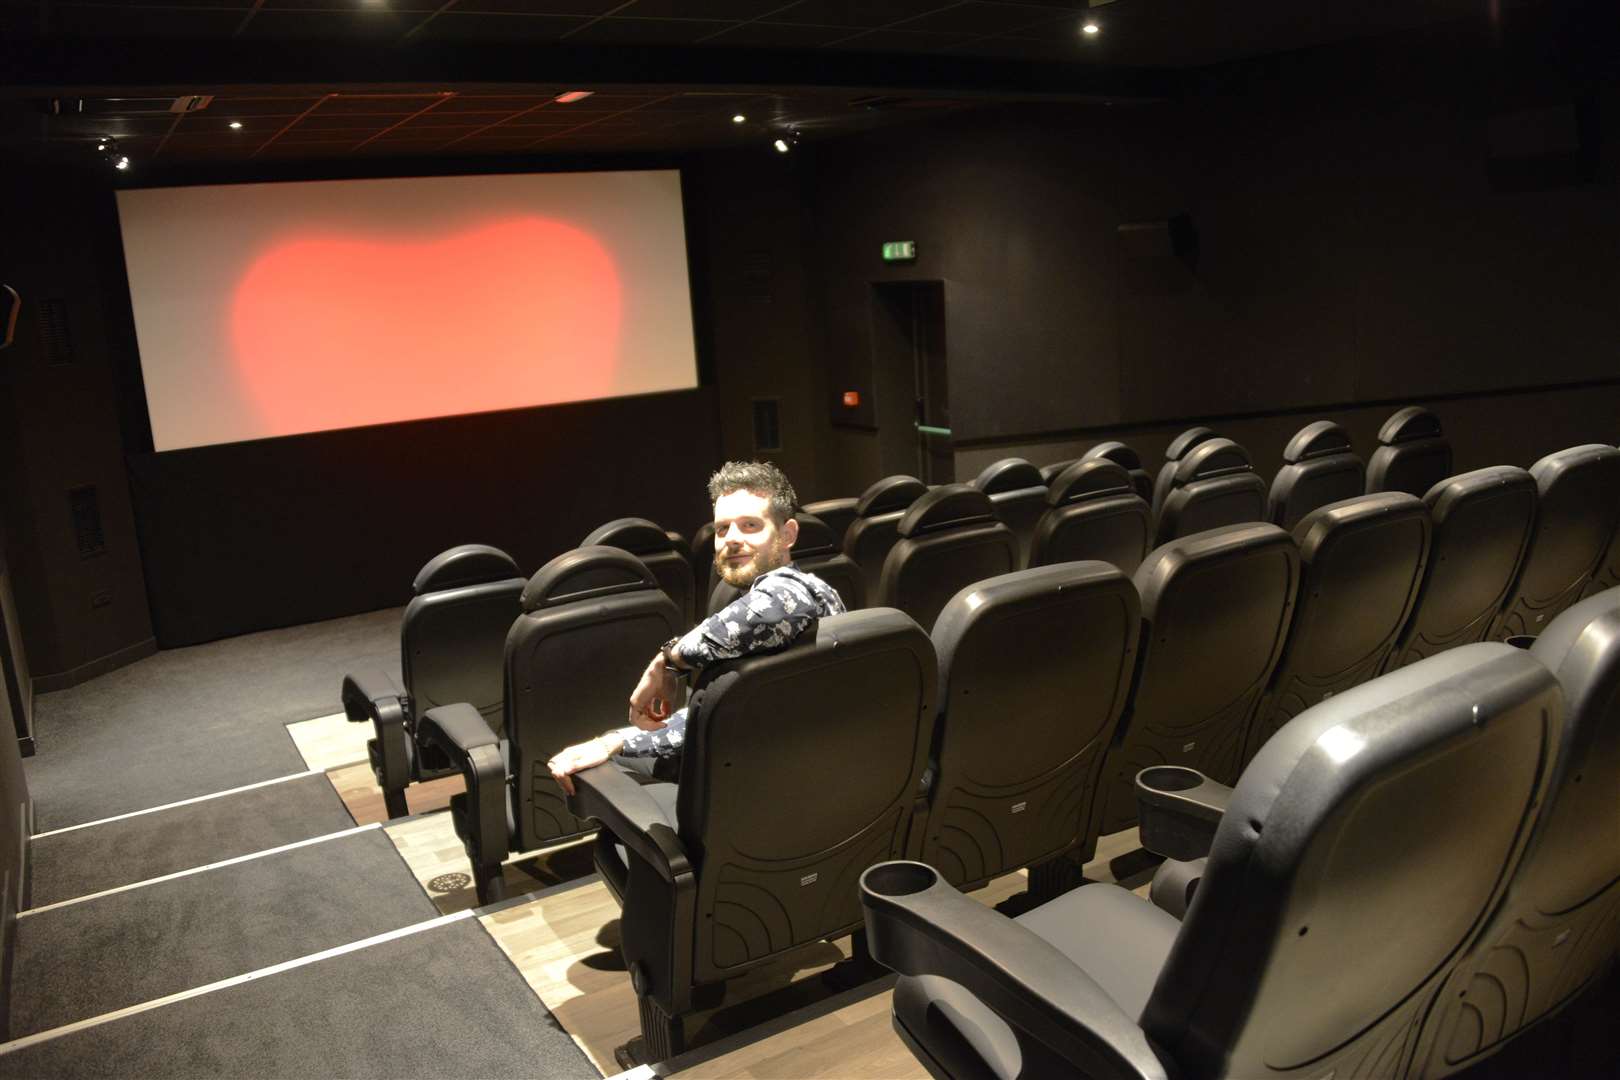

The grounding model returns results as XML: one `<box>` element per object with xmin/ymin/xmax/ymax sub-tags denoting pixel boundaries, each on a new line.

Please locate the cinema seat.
<box><xmin>879</xmin><ymin>485</ymin><xmax>1019</xmax><ymax>633</ymax></box>
<box><xmin>1265</xmin><ymin>420</ymin><xmax>1365</xmax><ymax>531</ymax></box>
<box><xmin>418</xmin><ymin>546</ymin><xmax>683</xmax><ymax>903</ymax></box>
<box><xmin>341</xmin><ymin>544</ymin><xmax>524</xmax><ymax>820</ymax></box>
<box><xmin>1083</xmin><ymin>441</ymin><xmax>1155</xmax><ymax>503</ymax></box>
<box><xmin>920</xmin><ymin>563</ymin><xmax>1140</xmax><ymax>894</ymax></box>
<box><xmin>1152</xmin><ymin>438</ymin><xmax>1268</xmax><ymax>547</ymax></box>
<box><xmin>860</xmin><ymin>641</ymin><xmax>1559</xmax><ymax>1080</ymax></box>
<box><xmin>971</xmin><ymin>458</ymin><xmax>1048</xmax><ymax>567</ymax></box>
<box><xmin>1366</xmin><ymin>405</ymin><xmax>1453</xmax><ymax>497</ymax></box>
<box><xmin>801</xmin><ymin>496</ymin><xmax>860</xmax><ymax>550</ymax></box>
<box><xmin>1385</xmin><ymin>467</ymin><xmax>1537</xmax><ymax>671</ymax></box>
<box><xmin>1039</xmin><ymin>458</ymin><xmax>1077</xmax><ymax>484</ymax></box>
<box><xmin>1493</xmin><ymin>444</ymin><xmax>1620</xmax><ymax>640</ymax></box>
<box><xmin>1028</xmin><ymin>460</ymin><xmax>1152</xmax><ymax>576</ymax></box>
<box><xmin>1095</xmin><ymin>523</ymin><xmax>1298</xmax><ymax>835</ymax></box>
<box><xmin>845</xmin><ymin>474</ymin><xmax>929</xmax><ymax>603</ymax></box>
<box><xmin>568</xmin><ymin>608</ymin><xmax>935</xmax><ymax>1061</ymax></box>
<box><xmin>687</xmin><ymin>523</ymin><xmax>718</xmax><ymax>606</ymax></box>
<box><xmin>1415</xmin><ymin>590</ymin><xmax>1620</xmax><ymax>1077</ymax></box>
<box><xmin>583</xmin><ymin>517</ymin><xmax>696</xmax><ymax>624</ymax></box>
<box><xmin>1150</xmin><ymin>426</ymin><xmax>1220</xmax><ymax>520</ymax></box>
<box><xmin>703</xmin><ymin>510</ymin><xmax>863</xmax><ymax>616</ymax></box>
<box><xmin>1242</xmin><ymin>493</ymin><xmax>1430</xmax><ymax>765</ymax></box>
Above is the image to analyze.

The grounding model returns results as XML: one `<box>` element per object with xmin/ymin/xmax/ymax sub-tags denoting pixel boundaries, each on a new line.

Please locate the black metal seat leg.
<box><xmin>472</xmin><ymin>860</ymin><xmax>506</xmax><ymax>905</ymax></box>
<box><xmin>636</xmin><ymin>994</ymin><xmax>689</xmax><ymax>1064</ymax></box>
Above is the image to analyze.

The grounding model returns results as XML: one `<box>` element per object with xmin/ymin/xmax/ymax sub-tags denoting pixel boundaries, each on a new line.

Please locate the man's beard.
<box><xmin>714</xmin><ymin>541</ymin><xmax>786</xmax><ymax>588</ymax></box>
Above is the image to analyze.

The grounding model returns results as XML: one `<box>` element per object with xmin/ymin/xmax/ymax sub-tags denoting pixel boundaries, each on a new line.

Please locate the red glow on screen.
<box><xmin>231</xmin><ymin>216</ymin><xmax>621</xmax><ymax>438</ymax></box>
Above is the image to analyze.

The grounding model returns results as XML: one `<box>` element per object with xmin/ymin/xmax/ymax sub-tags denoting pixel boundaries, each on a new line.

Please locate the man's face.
<box><xmin>712</xmin><ymin>488</ymin><xmax>799</xmax><ymax>588</ymax></box>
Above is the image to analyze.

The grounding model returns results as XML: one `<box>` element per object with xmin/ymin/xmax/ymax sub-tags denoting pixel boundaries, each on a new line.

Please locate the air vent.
<box><xmin>738</xmin><ymin>248</ymin><xmax>773</xmax><ymax>304</ymax></box>
<box><xmin>69</xmin><ymin>486</ymin><xmax>106</xmax><ymax>559</ymax></box>
<box><xmin>38</xmin><ymin>298</ymin><xmax>72</xmax><ymax>365</ymax></box>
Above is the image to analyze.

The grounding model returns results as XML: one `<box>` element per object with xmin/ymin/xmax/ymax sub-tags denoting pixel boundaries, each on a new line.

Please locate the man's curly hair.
<box><xmin>707</xmin><ymin>461</ymin><xmax>797</xmax><ymax>524</ymax></box>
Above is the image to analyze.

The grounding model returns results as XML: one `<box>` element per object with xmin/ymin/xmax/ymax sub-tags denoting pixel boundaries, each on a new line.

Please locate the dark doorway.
<box><xmin>870</xmin><ymin>281</ymin><xmax>951</xmax><ymax>484</ymax></box>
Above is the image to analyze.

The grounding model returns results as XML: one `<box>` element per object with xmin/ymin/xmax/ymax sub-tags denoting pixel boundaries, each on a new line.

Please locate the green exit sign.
<box><xmin>881</xmin><ymin>240</ymin><xmax>916</xmax><ymax>262</ymax></box>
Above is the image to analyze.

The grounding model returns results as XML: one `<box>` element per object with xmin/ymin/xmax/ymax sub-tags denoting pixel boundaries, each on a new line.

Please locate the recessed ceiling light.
<box><xmin>229</xmin><ymin>121</ymin><xmax>243</xmax><ymax>130</ymax></box>
<box><xmin>555</xmin><ymin>90</ymin><xmax>593</xmax><ymax>104</ymax></box>
<box><xmin>1082</xmin><ymin>21</ymin><xmax>1100</xmax><ymax>35</ymax></box>
<box><xmin>732</xmin><ymin>114</ymin><xmax>746</xmax><ymax>124</ymax></box>
<box><xmin>773</xmin><ymin>138</ymin><xmax>790</xmax><ymax>153</ymax></box>
<box><xmin>114</xmin><ymin>156</ymin><xmax>130</xmax><ymax>170</ymax></box>
<box><xmin>96</xmin><ymin>140</ymin><xmax>108</xmax><ymax>151</ymax></box>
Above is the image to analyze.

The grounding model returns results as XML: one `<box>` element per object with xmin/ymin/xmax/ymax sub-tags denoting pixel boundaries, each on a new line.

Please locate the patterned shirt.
<box><xmin>616</xmin><ymin>563</ymin><xmax>846</xmax><ymax>758</ymax></box>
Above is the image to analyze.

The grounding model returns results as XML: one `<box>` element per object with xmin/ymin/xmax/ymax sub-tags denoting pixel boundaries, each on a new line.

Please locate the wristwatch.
<box><xmin>660</xmin><ymin>636</ymin><xmax>689</xmax><ymax>674</ymax></box>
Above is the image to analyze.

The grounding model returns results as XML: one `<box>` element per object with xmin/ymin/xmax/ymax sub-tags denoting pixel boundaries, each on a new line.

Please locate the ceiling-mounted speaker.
<box><xmin>169</xmin><ymin>95</ymin><xmax>214</xmax><ymax>114</ymax></box>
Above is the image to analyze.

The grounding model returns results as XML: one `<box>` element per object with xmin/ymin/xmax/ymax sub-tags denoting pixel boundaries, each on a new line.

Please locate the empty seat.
<box><xmin>844</xmin><ymin>474</ymin><xmax>928</xmax><ymax>603</ymax></box>
<box><xmin>703</xmin><ymin>510</ymin><xmax>863</xmax><ymax>616</ymax></box>
<box><xmin>1096</xmin><ymin>523</ymin><xmax>1299</xmax><ymax>834</ymax></box>
<box><xmin>342</xmin><ymin>544</ymin><xmax>525</xmax><ymax>819</ymax></box>
<box><xmin>971</xmin><ymin>458</ymin><xmax>1048</xmax><ymax>567</ymax></box>
<box><xmin>1082</xmin><ymin>440</ymin><xmax>1155</xmax><ymax>502</ymax></box>
<box><xmin>879</xmin><ymin>485</ymin><xmax>1019</xmax><ymax>633</ymax></box>
<box><xmin>686</xmin><ymin>522</ymin><xmax>717</xmax><ymax>605</ymax></box>
<box><xmin>1150</xmin><ymin>426</ymin><xmax>1220</xmax><ymax>520</ymax></box>
<box><xmin>920</xmin><ymin>563</ymin><xmax>1140</xmax><ymax>892</ymax></box>
<box><xmin>1266</xmin><ymin>420</ymin><xmax>1365</xmax><ymax>531</ymax></box>
<box><xmin>1028</xmin><ymin>460</ymin><xmax>1152</xmax><ymax>575</ymax></box>
<box><xmin>1385</xmin><ymin>466</ymin><xmax>1537</xmax><ymax>671</ymax></box>
<box><xmin>569</xmin><ymin>608</ymin><xmax>936</xmax><ymax>1061</ymax></box>
<box><xmin>418</xmin><ymin>546</ymin><xmax>683</xmax><ymax>902</ymax></box>
<box><xmin>1366</xmin><ymin>405</ymin><xmax>1453</xmax><ymax>497</ymax></box>
<box><xmin>1152</xmin><ymin>438</ymin><xmax>1268</xmax><ymax>547</ymax></box>
<box><xmin>583</xmin><ymin>517</ymin><xmax>696</xmax><ymax>625</ymax></box>
<box><xmin>1242</xmin><ymin>493</ymin><xmax>1431</xmax><ymax>764</ymax></box>
<box><xmin>1038</xmin><ymin>458</ymin><xmax>1077</xmax><ymax>484</ymax></box>
<box><xmin>1493</xmin><ymin>444</ymin><xmax>1620</xmax><ymax>639</ymax></box>
<box><xmin>800</xmin><ymin>496</ymin><xmax>859</xmax><ymax>550</ymax></box>
<box><xmin>861</xmin><ymin>640</ymin><xmax>1560</xmax><ymax>1080</ymax></box>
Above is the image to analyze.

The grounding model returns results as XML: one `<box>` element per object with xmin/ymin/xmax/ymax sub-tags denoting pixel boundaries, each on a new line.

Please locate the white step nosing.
<box><xmin>30</xmin><ymin>770</ymin><xmax>324</xmax><ymax>840</ymax></box>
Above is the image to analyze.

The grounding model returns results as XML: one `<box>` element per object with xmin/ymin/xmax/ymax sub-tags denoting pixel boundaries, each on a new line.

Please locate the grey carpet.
<box><xmin>0</xmin><ymin>917</ymin><xmax>599</xmax><ymax>1079</ymax></box>
<box><xmin>24</xmin><ymin>606</ymin><xmax>401</xmax><ymax>830</ymax></box>
<box><xmin>11</xmin><ymin>827</ymin><xmax>436</xmax><ymax>1037</ymax></box>
<box><xmin>28</xmin><ymin>772</ymin><xmax>357</xmax><ymax>909</ymax></box>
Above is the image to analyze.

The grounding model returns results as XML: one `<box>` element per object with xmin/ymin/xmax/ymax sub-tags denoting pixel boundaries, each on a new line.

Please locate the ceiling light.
<box><xmin>1082</xmin><ymin>21</ymin><xmax>1100</xmax><ymax>35</ymax></box>
<box><xmin>96</xmin><ymin>140</ymin><xmax>109</xmax><ymax>151</ymax></box>
<box><xmin>114</xmin><ymin>156</ymin><xmax>130</xmax><ymax>171</ymax></box>
<box><xmin>554</xmin><ymin>90</ymin><xmax>593</xmax><ymax>104</ymax></box>
<box><xmin>773</xmin><ymin>138</ymin><xmax>790</xmax><ymax>153</ymax></box>
<box><xmin>732</xmin><ymin>114</ymin><xmax>746</xmax><ymax>124</ymax></box>
<box><xmin>229</xmin><ymin>121</ymin><xmax>243</xmax><ymax>130</ymax></box>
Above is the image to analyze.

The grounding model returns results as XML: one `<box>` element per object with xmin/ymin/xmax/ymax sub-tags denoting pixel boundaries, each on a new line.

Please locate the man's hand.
<box><xmin>629</xmin><ymin>653</ymin><xmax>682</xmax><ymax>724</ymax></box>
<box><xmin>547</xmin><ymin>735</ymin><xmax>623</xmax><ymax>796</ymax></box>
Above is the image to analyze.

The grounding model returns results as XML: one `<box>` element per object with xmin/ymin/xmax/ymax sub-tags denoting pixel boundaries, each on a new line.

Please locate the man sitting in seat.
<box><xmin>548</xmin><ymin>461</ymin><xmax>846</xmax><ymax>793</ymax></box>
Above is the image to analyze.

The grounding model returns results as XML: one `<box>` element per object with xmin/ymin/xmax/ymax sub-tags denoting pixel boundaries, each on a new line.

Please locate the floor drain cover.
<box><xmin>428</xmin><ymin>872</ymin><xmax>472</xmax><ymax>893</ymax></box>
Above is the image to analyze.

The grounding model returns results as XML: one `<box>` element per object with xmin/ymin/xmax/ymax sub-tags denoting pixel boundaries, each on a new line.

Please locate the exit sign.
<box><xmin>881</xmin><ymin>240</ymin><xmax>916</xmax><ymax>262</ymax></box>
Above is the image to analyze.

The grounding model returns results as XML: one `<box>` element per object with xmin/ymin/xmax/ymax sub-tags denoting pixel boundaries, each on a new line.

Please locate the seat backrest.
<box><xmin>1153</xmin><ymin>438</ymin><xmax>1268</xmax><ymax>546</ymax></box>
<box><xmin>1494</xmin><ymin>444</ymin><xmax>1620</xmax><ymax>639</ymax></box>
<box><xmin>878</xmin><ymin>485</ymin><xmax>1019</xmax><ymax>633</ymax></box>
<box><xmin>1096</xmin><ymin>523</ymin><xmax>1299</xmax><ymax>834</ymax></box>
<box><xmin>801</xmin><ymin>496</ymin><xmax>859</xmax><ymax>551</ymax></box>
<box><xmin>1243</xmin><ymin>493</ymin><xmax>1431</xmax><ymax>764</ymax></box>
<box><xmin>704</xmin><ymin>511</ymin><xmax>865</xmax><ymax>616</ymax></box>
<box><xmin>688</xmin><ymin>522</ymin><xmax>718</xmax><ymax>605</ymax></box>
<box><xmin>844</xmin><ymin>474</ymin><xmax>928</xmax><ymax>603</ymax></box>
<box><xmin>971</xmin><ymin>457</ymin><xmax>1047</xmax><ymax>568</ymax></box>
<box><xmin>1142</xmin><ymin>643</ymin><xmax>1559</xmax><ymax>1080</ymax></box>
<box><xmin>1028</xmin><ymin>460</ymin><xmax>1152</xmax><ymax>575</ymax></box>
<box><xmin>923</xmin><ymin>563</ymin><xmax>1140</xmax><ymax>889</ymax></box>
<box><xmin>1386</xmin><ymin>466</ymin><xmax>1537</xmax><ymax>671</ymax></box>
<box><xmin>582</xmin><ymin>516</ymin><xmax>696</xmax><ymax>625</ymax></box>
<box><xmin>1365</xmin><ymin>405</ymin><xmax>1453</xmax><ymax>497</ymax></box>
<box><xmin>505</xmin><ymin>546</ymin><xmax>684</xmax><ymax>850</ymax></box>
<box><xmin>676</xmin><ymin>608</ymin><xmax>936</xmax><ymax>985</ymax></box>
<box><xmin>402</xmin><ymin>544</ymin><xmax>526</xmax><ymax>734</ymax></box>
<box><xmin>1266</xmin><ymin>420</ymin><xmax>1366</xmax><ymax>531</ymax></box>
<box><xmin>1151</xmin><ymin>426</ymin><xmax>1220</xmax><ymax>520</ymax></box>
<box><xmin>1083</xmin><ymin>440</ymin><xmax>1155</xmax><ymax>502</ymax></box>
<box><xmin>1416</xmin><ymin>590</ymin><xmax>1620</xmax><ymax>1075</ymax></box>
<box><xmin>1038</xmin><ymin>458</ymin><xmax>1077</xmax><ymax>485</ymax></box>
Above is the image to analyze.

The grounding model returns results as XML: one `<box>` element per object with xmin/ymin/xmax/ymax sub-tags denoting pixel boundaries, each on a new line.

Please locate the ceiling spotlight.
<box><xmin>773</xmin><ymin>138</ymin><xmax>790</xmax><ymax>153</ymax></box>
<box><xmin>1082</xmin><ymin>21</ymin><xmax>1100</xmax><ymax>35</ymax></box>
<box><xmin>229</xmin><ymin>121</ymin><xmax>243</xmax><ymax>130</ymax></box>
<box><xmin>732</xmin><ymin>114</ymin><xmax>746</xmax><ymax>124</ymax></box>
<box><xmin>96</xmin><ymin>140</ymin><xmax>109</xmax><ymax>151</ymax></box>
<box><xmin>554</xmin><ymin>90</ymin><xmax>593</xmax><ymax>104</ymax></box>
<box><xmin>114</xmin><ymin>156</ymin><xmax>131</xmax><ymax>171</ymax></box>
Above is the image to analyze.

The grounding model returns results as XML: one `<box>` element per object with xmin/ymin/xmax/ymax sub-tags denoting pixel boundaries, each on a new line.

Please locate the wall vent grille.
<box><xmin>69</xmin><ymin>485</ymin><xmax>105</xmax><ymax>559</ymax></box>
<box><xmin>39</xmin><ymin>298</ymin><xmax>72</xmax><ymax>365</ymax></box>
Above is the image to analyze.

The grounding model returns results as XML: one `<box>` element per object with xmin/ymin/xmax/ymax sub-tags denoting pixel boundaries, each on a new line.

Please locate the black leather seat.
<box><xmin>1039</xmin><ymin>458</ymin><xmax>1077</xmax><ymax>485</ymax></box>
<box><xmin>687</xmin><ymin>522</ymin><xmax>718</xmax><ymax>605</ymax></box>
<box><xmin>1083</xmin><ymin>441</ymin><xmax>1154</xmax><ymax>503</ymax></box>
<box><xmin>1152</xmin><ymin>438</ymin><xmax>1268</xmax><ymax>547</ymax></box>
<box><xmin>920</xmin><ymin>563</ymin><xmax>1140</xmax><ymax>893</ymax></box>
<box><xmin>1493</xmin><ymin>444</ymin><xmax>1620</xmax><ymax>640</ymax></box>
<box><xmin>1096</xmin><ymin>523</ymin><xmax>1299</xmax><ymax>834</ymax></box>
<box><xmin>703</xmin><ymin>511</ymin><xmax>863</xmax><ymax>616</ymax></box>
<box><xmin>1265</xmin><ymin>420</ymin><xmax>1365</xmax><ymax>531</ymax></box>
<box><xmin>341</xmin><ymin>544</ymin><xmax>525</xmax><ymax>820</ymax></box>
<box><xmin>861</xmin><ymin>640</ymin><xmax>1560</xmax><ymax>1080</ymax></box>
<box><xmin>1242</xmin><ymin>493</ymin><xmax>1431</xmax><ymax>765</ymax></box>
<box><xmin>879</xmin><ymin>485</ymin><xmax>1020</xmax><ymax>633</ymax></box>
<box><xmin>1028</xmin><ymin>460</ymin><xmax>1152</xmax><ymax>576</ymax></box>
<box><xmin>1415</xmin><ymin>590</ymin><xmax>1620</xmax><ymax>1076</ymax></box>
<box><xmin>1150</xmin><ymin>426</ymin><xmax>1220</xmax><ymax>521</ymax></box>
<box><xmin>583</xmin><ymin>517</ymin><xmax>696</xmax><ymax>625</ymax></box>
<box><xmin>971</xmin><ymin>458</ymin><xmax>1048</xmax><ymax>568</ymax></box>
<box><xmin>1365</xmin><ymin>405</ymin><xmax>1453</xmax><ymax>497</ymax></box>
<box><xmin>1385</xmin><ymin>466</ymin><xmax>1538</xmax><ymax>671</ymax></box>
<box><xmin>568</xmin><ymin>608</ymin><xmax>936</xmax><ymax>1061</ymax></box>
<box><xmin>801</xmin><ymin>496</ymin><xmax>859</xmax><ymax>551</ymax></box>
<box><xmin>418</xmin><ymin>546</ymin><xmax>683</xmax><ymax>903</ymax></box>
<box><xmin>844</xmin><ymin>474</ymin><xmax>929</xmax><ymax>605</ymax></box>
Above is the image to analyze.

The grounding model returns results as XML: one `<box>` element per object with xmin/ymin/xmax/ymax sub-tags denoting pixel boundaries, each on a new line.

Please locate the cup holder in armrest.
<box><xmin>862</xmin><ymin>861</ymin><xmax>939</xmax><ymax>899</ymax></box>
<box><xmin>1504</xmin><ymin>635</ymin><xmax>1537</xmax><ymax>650</ymax></box>
<box><xmin>1136</xmin><ymin>766</ymin><xmax>1233</xmax><ymax>861</ymax></box>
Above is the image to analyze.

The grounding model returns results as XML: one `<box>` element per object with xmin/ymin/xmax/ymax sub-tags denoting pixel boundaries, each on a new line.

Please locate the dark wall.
<box><xmin>0</xmin><ymin>659</ymin><xmax>29</xmax><ymax>1040</ymax></box>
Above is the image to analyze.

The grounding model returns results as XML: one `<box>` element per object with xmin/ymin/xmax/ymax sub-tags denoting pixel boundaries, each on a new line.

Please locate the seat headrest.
<box><xmin>1082</xmin><ymin>440</ymin><xmax>1144</xmax><ymax>470</ymax></box>
<box><xmin>1039</xmin><ymin>458</ymin><xmax>1078</xmax><ymax>484</ymax></box>
<box><xmin>896</xmin><ymin>484</ymin><xmax>997</xmax><ymax>538</ymax></box>
<box><xmin>412</xmin><ymin>544</ymin><xmax>522</xmax><ymax>595</ymax></box>
<box><xmin>855</xmin><ymin>474</ymin><xmax>928</xmax><ymax>517</ymax></box>
<box><xmin>580</xmin><ymin>517</ymin><xmax>674</xmax><ymax>554</ymax></box>
<box><xmin>1173</xmin><ymin>437</ymin><xmax>1253</xmax><ymax>483</ymax></box>
<box><xmin>520</xmin><ymin>545</ymin><xmax>658</xmax><ymax>612</ymax></box>
<box><xmin>1378</xmin><ymin>406</ymin><xmax>1442</xmax><ymax>445</ymax></box>
<box><xmin>1281</xmin><ymin>420</ymin><xmax>1354</xmax><ymax>464</ymax></box>
<box><xmin>1047</xmin><ymin>460</ymin><xmax>1135</xmax><ymax>506</ymax></box>
<box><xmin>789</xmin><ymin>511</ymin><xmax>837</xmax><ymax>556</ymax></box>
<box><xmin>972</xmin><ymin>457</ymin><xmax>1044</xmax><ymax>495</ymax></box>
<box><xmin>1165</xmin><ymin>426</ymin><xmax>1218</xmax><ymax>460</ymax></box>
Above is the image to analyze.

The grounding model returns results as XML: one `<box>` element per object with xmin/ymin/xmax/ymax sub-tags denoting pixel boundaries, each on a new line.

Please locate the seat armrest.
<box><xmin>1148</xmin><ymin>857</ymin><xmax>1207</xmax><ymax>920</ymax></box>
<box><xmin>341</xmin><ymin>668</ymin><xmax>404</xmax><ymax>723</ymax></box>
<box><xmin>418</xmin><ymin>703</ymin><xmax>507</xmax><ymax>862</ymax></box>
<box><xmin>861</xmin><ymin>862</ymin><xmax>1171</xmax><ymax>1080</ymax></box>
<box><xmin>418</xmin><ymin>701</ymin><xmax>499</xmax><ymax>754</ymax></box>
<box><xmin>342</xmin><ymin>668</ymin><xmax>410</xmax><ymax>799</ymax></box>
<box><xmin>568</xmin><ymin>764</ymin><xmax>692</xmax><ymax>883</ymax></box>
<box><xmin>1134</xmin><ymin>766</ymin><xmax>1232</xmax><ymax>861</ymax></box>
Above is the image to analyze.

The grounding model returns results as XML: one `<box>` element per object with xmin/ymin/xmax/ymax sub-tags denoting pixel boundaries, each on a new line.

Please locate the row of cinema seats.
<box><xmin>859</xmin><ymin>585</ymin><xmax>1620</xmax><ymax>1080</ymax></box>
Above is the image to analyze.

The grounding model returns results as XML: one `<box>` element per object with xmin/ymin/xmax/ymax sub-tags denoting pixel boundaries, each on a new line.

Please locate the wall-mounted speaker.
<box><xmin>752</xmin><ymin>398</ymin><xmax>781</xmax><ymax>452</ymax></box>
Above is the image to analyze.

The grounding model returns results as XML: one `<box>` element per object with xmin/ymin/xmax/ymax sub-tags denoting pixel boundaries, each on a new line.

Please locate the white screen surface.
<box><xmin>116</xmin><ymin>170</ymin><xmax>698</xmax><ymax>451</ymax></box>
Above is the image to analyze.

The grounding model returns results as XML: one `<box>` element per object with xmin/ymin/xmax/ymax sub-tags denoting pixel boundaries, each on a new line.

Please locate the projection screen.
<box><xmin>116</xmin><ymin>170</ymin><xmax>699</xmax><ymax>451</ymax></box>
